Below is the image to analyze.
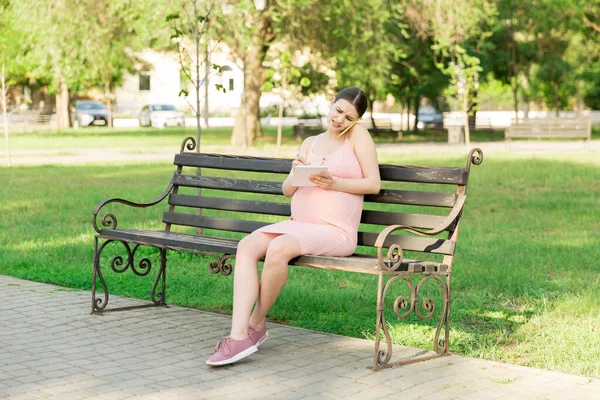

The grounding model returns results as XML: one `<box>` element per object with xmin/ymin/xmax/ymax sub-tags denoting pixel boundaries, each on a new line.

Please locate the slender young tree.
<box><xmin>167</xmin><ymin>0</ymin><xmax>218</xmax><ymax>151</ymax></box>
<box><xmin>1</xmin><ymin>0</ymin><xmax>13</xmax><ymax>166</ymax></box>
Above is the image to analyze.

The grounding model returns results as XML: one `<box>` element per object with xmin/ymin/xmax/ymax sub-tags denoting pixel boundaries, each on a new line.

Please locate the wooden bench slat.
<box><xmin>167</xmin><ymin>195</ymin><xmax>452</xmax><ymax>231</ymax></box>
<box><xmin>378</xmin><ymin>164</ymin><xmax>467</xmax><ymax>185</ymax></box>
<box><xmin>162</xmin><ymin>212</ymin><xmax>455</xmax><ymax>255</ymax></box>
<box><xmin>174</xmin><ymin>153</ymin><xmax>291</xmax><ymax>173</ymax></box>
<box><xmin>172</xmin><ymin>175</ymin><xmax>283</xmax><ymax>195</ymax></box>
<box><xmin>173</xmin><ymin>176</ymin><xmax>458</xmax><ymax>208</ymax></box>
<box><xmin>360</xmin><ymin>210</ymin><xmax>455</xmax><ymax>230</ymax></box>
<box><xmin>366</xmin><ymin>190</ymin><xmax>456</xmax><ymax>207</ymax></box>
<box><xmin>169</xmin><ymin>194</ymin><xmax>290</xmax><ymax>216</ymax></box>
<box><xmin>99</xmin><ymin>229</ymin><xmax>239</xmax><ymax>255</ymax></box>
<box><xmin>163</xmin><ymin>212</ymin><xmax>268</xmax><ymax>233</ymax></box>
<box><xmin>358</xmin><ymin>232</ymin><xmax>455</xmax><ymax>255</ymax></box>
<box><xmin>174</xmin><ymin>153</ymin><xmax>467</xmax><ymax>185</ymax></box>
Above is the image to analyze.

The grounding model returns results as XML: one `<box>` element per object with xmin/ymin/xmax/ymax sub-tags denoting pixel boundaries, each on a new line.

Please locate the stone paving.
<box><xmin>1</xmin><ymin>275</ymin><xmax>598</xmax><ymax>400</ymax></box>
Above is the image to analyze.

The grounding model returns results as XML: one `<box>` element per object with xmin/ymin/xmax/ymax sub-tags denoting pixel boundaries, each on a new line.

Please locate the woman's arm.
<box><xmin>282</xmin><ymin>136</ymin><xmax>316</xmax><ymax>197</ymax></box>
<box><xmin>310</xmin><ymin>125</ymin><xmax>381</xmax><ymax>195</ymax></box>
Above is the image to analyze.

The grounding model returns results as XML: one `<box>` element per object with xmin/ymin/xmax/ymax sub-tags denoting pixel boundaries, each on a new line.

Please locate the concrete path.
<box><xmin>3</xmin><ymin>139</ymin><xmax>600</xmax><ymax>167</ymax></box>
<box><xmin>1</xmin><ymin>275</ymin><xmax>598</xmax><ymax>400</ymax></box>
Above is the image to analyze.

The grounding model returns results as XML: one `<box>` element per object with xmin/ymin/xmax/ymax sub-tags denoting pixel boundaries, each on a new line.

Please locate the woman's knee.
<box><xmin>236</xmin><ymin>232</ymin><xmax>270</xmax><ymax>260</ymax></box>
<box><xmin>265</xmin><ymin>235</ymin><xmax>301</xmax><ymax>264</ymax></box>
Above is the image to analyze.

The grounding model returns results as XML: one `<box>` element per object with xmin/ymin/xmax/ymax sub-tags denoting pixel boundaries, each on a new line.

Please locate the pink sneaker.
<box><xmin>206</xmin><ymin>336</ymin><xmax>257</xmax><ymax>366</ymax></box>
<box><xmin>248</xmin><ymin>322</ymin><xmax>268</xmax><ymax>347</ymax></box>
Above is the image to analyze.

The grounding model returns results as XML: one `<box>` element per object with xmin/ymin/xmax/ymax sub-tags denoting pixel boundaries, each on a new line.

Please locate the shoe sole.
<box><xmin>206</xmin><ymin>344</ymin><xmax>258</xmax><ymax>366</ymax></box>
<box><xmin>256</xmin><ymin>331</ymin><xmax>269</xmax><ymax>347</ymax></box>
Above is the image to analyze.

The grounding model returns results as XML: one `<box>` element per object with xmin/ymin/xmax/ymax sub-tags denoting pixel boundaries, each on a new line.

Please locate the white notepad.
<box><xmin>290</xmin><ymin>165</ymin><xmax>328</xmax><ymax>187</ymax></box>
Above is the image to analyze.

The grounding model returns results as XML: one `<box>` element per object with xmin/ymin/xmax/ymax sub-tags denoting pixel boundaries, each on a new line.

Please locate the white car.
<box><xmin>139</xmin><ymin>104</ymin><xmax>185</xmax><ymax>128</ymax></box>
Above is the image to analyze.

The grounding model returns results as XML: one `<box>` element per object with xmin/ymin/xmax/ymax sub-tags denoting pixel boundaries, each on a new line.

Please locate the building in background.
<box><xmin>115</xmin><ymin>46</ymin><xmax>243</xmax><ymax>118</ymax></box>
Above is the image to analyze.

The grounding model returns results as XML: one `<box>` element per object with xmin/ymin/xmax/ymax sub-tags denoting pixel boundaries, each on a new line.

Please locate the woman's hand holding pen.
<box><xmin>292</xmin><ymin>153</ymin><xmax>307</xmax><ymax>171</ymax></box>
<box><xmin>293</xmin><ymin>153</ymin><xmax>334</xmax><ymax>190</ymax></box>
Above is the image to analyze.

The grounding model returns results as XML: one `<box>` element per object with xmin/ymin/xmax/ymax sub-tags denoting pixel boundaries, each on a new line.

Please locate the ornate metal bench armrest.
<box><xmin>92</xmin><ymin>183</ymin><xmax>174</xmax><ymax>233</ymax></box>
<box><xmin>374</xmin><ymin>194</ymin><xmax>466</xmax><ymax>271</ymax></box>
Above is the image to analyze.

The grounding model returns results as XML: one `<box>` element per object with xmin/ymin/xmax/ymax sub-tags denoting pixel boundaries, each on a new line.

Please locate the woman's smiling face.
<box><xmin>327</xmin><ymin>99</ymin><xmax>359</xmax><ymax>133</ymax></box>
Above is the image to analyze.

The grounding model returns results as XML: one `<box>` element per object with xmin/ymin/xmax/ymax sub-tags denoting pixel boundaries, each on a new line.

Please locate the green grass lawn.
<box><xmin>0</xmin><ymin>128</ymin><xmax>599</xmax><ymax>378</ymax></box>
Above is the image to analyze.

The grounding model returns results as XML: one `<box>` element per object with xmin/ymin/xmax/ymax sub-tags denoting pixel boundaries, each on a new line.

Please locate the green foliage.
<box><xmin>8</xmin><ymin>0</ymin><xmax>167</xmax><ymax>96</ymax></box>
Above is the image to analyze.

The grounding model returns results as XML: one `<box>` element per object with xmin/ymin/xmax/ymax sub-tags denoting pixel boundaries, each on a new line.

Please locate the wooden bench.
<box><xmin>293</xmin><ymin>119</ymin><xmax>324</xmax><ymax>141</ymax></box>
<box><xmin>3</xmin><ymin>110</ymin><xmax>55</xmax><ymax>134</ymax></box>
<box><xmin>505</xmin><ymin>117</ymin><xmax>591</xmax><ymax>147</ymax></box>
<box><xmin>91</xmin><ymin>137</ymin><xmax>483</xmax><ymax>370</ymax></box>
<box><xmin>361</xmin><ymin>117</ymin><xmax>398</xmax><ymax>136</ymax></box>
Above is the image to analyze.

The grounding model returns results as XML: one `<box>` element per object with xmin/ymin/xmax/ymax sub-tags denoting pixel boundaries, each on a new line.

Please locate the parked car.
<box><xmin>71</xmin><ymin>100</ymin><xmax>110</xmax><ymax>128</ymax></box>
<box><xmin>138</xmin><ymin>104</ymin><xmax>185</xmax><ymax>128</ymax></box>
<box><xmin>417</xmin><ymin>106</ymin><xmax>443</xmax><ymax>128</ymax></box>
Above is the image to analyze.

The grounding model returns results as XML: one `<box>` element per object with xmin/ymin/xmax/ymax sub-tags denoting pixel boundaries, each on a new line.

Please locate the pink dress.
<box><xmin>257</xmin><ymin>137</ymin><xmax>364</xmax><ymax>256</ymax></box>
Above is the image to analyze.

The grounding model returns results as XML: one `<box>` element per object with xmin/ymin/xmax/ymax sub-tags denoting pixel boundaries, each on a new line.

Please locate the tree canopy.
<box><xmin>2</xmin><ymin>0</ymin><xmax>598</xmax><ymax>137</ymax></box>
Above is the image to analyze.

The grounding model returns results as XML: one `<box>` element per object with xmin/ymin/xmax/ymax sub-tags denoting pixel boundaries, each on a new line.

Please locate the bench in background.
<box><xmin>505</xmin><ymin>117</ymin><xmax>591</xmax><ymax>147</ymax></box>
<box><xmin>91</xmin><ymin>137</ymin><xmax>483</xmax><ymax>370</ymax></box>
<box><xmin>361</xmin><ymin>117</ymin><xmax>399</xmax><ymax>136</ymax></box>
<box><xmin>293</xmin><ymin>119</ymin><xmax>324</xmax><ymax>141</ymax></box>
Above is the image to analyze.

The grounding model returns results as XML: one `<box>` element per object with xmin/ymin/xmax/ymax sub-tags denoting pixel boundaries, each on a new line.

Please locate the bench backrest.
<box><xmin>506</xmin><ymin>118</ymin><xmax>591</xmax><ymax>138</ymax></box>
<box><xmin>165</xmin><ymin>137</ymin><xmax>481</xmax><ymax>262</ymax></box>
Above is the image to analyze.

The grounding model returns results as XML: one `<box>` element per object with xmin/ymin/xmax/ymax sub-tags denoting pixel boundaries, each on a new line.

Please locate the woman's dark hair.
<box><xmin>334</xmin><ymin>86</ymin><xmax>368</xmax><ymax>117</ymax></box>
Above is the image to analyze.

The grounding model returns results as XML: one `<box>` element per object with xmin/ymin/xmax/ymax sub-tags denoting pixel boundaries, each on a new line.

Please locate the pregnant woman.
<box><xmin>207</xmin><ymin>86</ymin><xmax>381</xmax><ymax>366</ymax></box>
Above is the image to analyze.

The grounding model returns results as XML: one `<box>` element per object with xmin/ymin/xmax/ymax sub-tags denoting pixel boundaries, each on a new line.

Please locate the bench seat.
<box><xmin>99</xmin><ymin>228</ymin><xmax>449</xmax><ymax>275</ymax></box>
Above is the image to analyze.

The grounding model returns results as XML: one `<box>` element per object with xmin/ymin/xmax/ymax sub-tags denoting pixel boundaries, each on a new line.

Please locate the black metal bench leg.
<box><xmin>150</xmin><ymin>248</ymin><xmax>167</xmax><ymax>306</ymax></box>
<box><xmin>373</xmin><ymin>272</ymin><xmax>393</xmax><ymax>370</ymax></box>
<box><xmin>91</xmin><ymin>237</ymin><xmax>118</xmax><ymax>313</ymax></box>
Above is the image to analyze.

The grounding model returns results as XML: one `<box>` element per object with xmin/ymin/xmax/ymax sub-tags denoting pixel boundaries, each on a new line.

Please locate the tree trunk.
<box><xmin>275</xmin><ymin>70</ymin><xmax>287</xmax><ymax>157</ymax></box>
<box><xmin>468</xmin><ymin>89</ymin><xmax>477</xmax><ymax>132</ymax></box>
<box><xmin>1</xmin><ymin>62</ymin><xmax>11</xmax><ymax>167</ymax></box>
<box><xmin>463</xmin><ymin>90</ymin><xmax>471</xmax><ymax>147</ymax></box>
<box><xmin>397</xmin><ymin>100</ymin><xmax>405</xmax><ymax>141</ymax></box>
<box><xmin>105</xmin><ymin>80</ymin><xmax>113</xmax><ymax>128</ymax></box>
<box><xmin>55</xmin><ymin>73</ymin><xmax>70</xmax><ymax>130</ymax></box>
<box><xmin>512</xmin><ymin>81</ymin><xmax>519</xmax><ymax>118</ymax></box>
<box><xmin>510</xmin><ymin>27</ymin><xmax>520</xmax><ymax>119</ymax></box>
<box><xmin>204</xmin><ymin>38</ymin><xmax>210</xmax><ymax>128</ymax></box>
<box><xmin>230</xmin><ymin>7</ymin><xmax>273</xmax><ymax>148</ymax></box>
<box><xmin>521</xmin><ymin>73</ymin><xmax>530</xmax><ymax>119</ymax></box>
<box><xmin>369</xmin><ymin>98</ymin><xmax>377</xmax><ymax>135</ymax></box>
<box><xmin>243</xmin><ymin>45</ymin><xmax>264</xmax><ymax>147</ymax></box>
<box><xmin>412</xmin><ymin>96</ymin><xmax>420</xmax><ymax>133</ymax></box>
<box><xmin>232</xmin><ymin>90</ymin><xmax>247</xmax><ymax>147</ymax></box>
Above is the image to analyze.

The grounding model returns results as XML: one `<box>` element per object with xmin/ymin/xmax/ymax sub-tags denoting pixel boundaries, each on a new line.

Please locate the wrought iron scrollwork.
<box><xmin>92</xmin><ymin>185</ymin><xmax>174</xmax><ymax>233</ymax></box>
<box><xmin>180</xmin><ymin>136</ymin><xmax>196</xmax><ymax>153</ymax></box>
<box><xmin>466</xmin><ymin>147</ymin><xmax>483</xmax><ymax>174</ymax></box>
<box><xmin>129</xmin><ymin>244</ymin><xmax>153</xmax><ymax>276</ymax></box>
<box><xmin>92</xmin><ymin>239</ymin><xmax>166</xmax><ymax>312</ymax></box>
<box><xmin>374</xmin><ymin>273</ymin><xmax>450</xmax><ymax>369</ymax></box>
<box><xmin>208</xmin><ymin>254</ymin><xmax>234</xmax><ymax>276</ymax></box>
<box><xmin>377</xmin><ymin>243</ymin><xmax>404</xmax><ymax>272</ymax></box>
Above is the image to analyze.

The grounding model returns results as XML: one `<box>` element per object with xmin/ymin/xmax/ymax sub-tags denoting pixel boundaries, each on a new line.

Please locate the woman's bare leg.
<box><xmin>249</xmin><ymin>234</ymin><xmax>302</xmax><ymax>329</ymax></box>
<box><xmin>229</xmin><ymin>232</ymin><xmax>276</xmax><ymax>340</ymax></box>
